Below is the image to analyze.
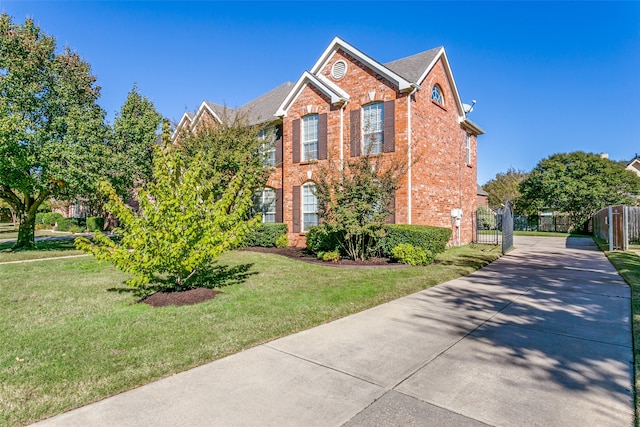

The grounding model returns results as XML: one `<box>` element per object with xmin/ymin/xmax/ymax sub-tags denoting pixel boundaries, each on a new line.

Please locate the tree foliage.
<box><xmin>313</xmin><ymin>154</ymin><xmax>405</xmax><ymax>261</ymax></box>
<box><xmin>76</xmin><ymin>145</ymin><xmax>260</xmax><ymax>291</ymax></box>
<box><xmin>109</xmin><ymin>84</ymin><xmax>162</xmax><ymax>200</ymax></box>
<box><xmin>176</xmin><ymin>111</ymin><xmax>271</xmax><ymax>201</ymax></box>
<box><xmin>0</xmin><ymin>14</ymin><xmax>107</xmax><ymax>248</ymax></box>
<box><xmin>482</xmin><ymin>167</ymin><xmax>528</xmax><ymax>212</ymax></box>
<box><xmin>519</xmin><ymin>151</ymin><xmax>640</xmax><ymax>229</ymax></box>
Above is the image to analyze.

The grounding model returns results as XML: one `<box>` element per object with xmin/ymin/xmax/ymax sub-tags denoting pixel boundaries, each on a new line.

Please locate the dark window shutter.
<box><xmin>318</xmin><ymin>113</ymin><xmax>328</xmax><ymax>160</ymax></box>
<box><xmin>292</xmin><ymin>185</ymin><xmax>301</xmax><ymax>233</ymax></box>
<box><xmin>275</xmin><ymin>125</ymin><xmax>283</xmax><ymax>167</ymax></box>
<box><xmin>275</xmin><ymin>188</ymin><xmax>283</xmax><ymax>223</ymax></box>
<box><xmin>386</xmin><ymin>193</ymin><xmax>396</xmax><ymax>224</ymax></box>
<box><xmin>383</xmin><ymin>100</ymin><xmax>395</xmax><ymax>153</ymax></box>
<box><xmin>292</xmin><ymin>119</ymin><xmax>300</xmax><ymax>163</ymax></box>
<box><xmin>350</xmin><ymin>109</ymin><xmax>360</xmax><ymax>157</ymax></box>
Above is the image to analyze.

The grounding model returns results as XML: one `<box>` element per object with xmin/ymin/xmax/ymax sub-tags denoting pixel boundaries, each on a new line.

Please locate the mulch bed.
<box><xmin>141</xmin><ymin>288</ymin><xmax>223</xmax><ymax>307</ymax></box>
<box><xmin>242</xmin><ymin>246</ymin><xmax>407</xmax><ymax>268</ymax></box>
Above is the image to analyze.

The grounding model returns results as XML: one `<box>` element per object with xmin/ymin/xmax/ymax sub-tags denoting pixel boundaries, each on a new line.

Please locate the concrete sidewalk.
<box><xmin>33</xmin><ymin>236</ymin><xmax>634</xmax><ymax>426</ymax></box>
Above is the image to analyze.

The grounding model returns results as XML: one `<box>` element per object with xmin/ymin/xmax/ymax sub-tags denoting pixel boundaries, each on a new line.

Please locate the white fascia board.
<box><xmin>459</xmin><ymin>117</ymin><xmax>485</xmax><ymax>135</ymax></box>
<box><xmin>192</xmin><ymin>101</ymin><xmax>222</xmax><ymax>129</ymax></box>
<box><xmin>416</xmin><ymin>48</ymin><xmax>465</xmax><ymax>118</ymax></box>
<box><xmin>315</xmin><ymin>74</ymin><xmax>350</xmax><ymax>100</ymax></box>
<box><xmin>275</xmin><ymin>71</ymin><xmax>348</xmax><ymax>117</ymax></box>
<box><xmin>172</xmin><ymin>112</ymin><xmax>194</xmax><ymax>141</ymax></box>
<box><xmin>310</xmin><ymin>36</ymin><xmax>413</xmax><ymax>92</ymax></box>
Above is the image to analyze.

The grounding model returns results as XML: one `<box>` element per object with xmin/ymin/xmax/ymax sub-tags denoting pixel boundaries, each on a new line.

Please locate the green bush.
<box><xmin>41</xmin><ymin>212</ymin><xmax>64</xmax><ymax>227</ymax></box>
<box><xmin>391</xmin><ymin>243</ymin><xmax>433</xmax><ymax>266</ymax></box>
<box><xmin>379</xmin><ymin>224</ymin><xmax>452</xmax><ymax>257</ymax></box>
<box><xmin>321</xmin><ymin>250</ymin><xmax>340</xmax><ymax>262</ymax></box>
<box><xmin>56</xmin><ymin>217</ymin><xmax>83</xmax><ymax>232</ymax></box>
<box><xmin>86</xmin><ymin>217</ymin><xmax>105</xmax><ymax>232</ymax></box>
<box><xmin>275</xmin><ymin>234</ymin><xmax>289</xmax><ymax>248</ymax></box>
<box><xmin>68</xmin><ymin>225</ymin><xmax>85</xmax><ymax>234</ymax></box>
<box><xmin>305</xmin><ymin>224</ymin><xmax>342</xmax><ymax>254</ymax></box>
<box><xmin>243</xmin><ymin>223</ymin><xmax>288</xmax><ymax>247</ymax></box>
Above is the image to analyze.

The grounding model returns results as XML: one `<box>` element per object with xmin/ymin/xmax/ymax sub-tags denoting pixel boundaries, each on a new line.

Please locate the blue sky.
<box><xmin>1</xmin><ymin>1</ymin><xmax>638</xmax><ymax>185</ymax></box>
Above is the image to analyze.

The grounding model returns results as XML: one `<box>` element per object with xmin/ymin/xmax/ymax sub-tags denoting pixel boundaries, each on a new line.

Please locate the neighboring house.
<box><xmin>626</xmin><ymin>155</ymin><xmax>640</xmax><ymax>177</ymax></box>
<box><xmin>477</xmin><ymin>185</ymin><xmax>489</xmax><ymax>209</ymax></box>
<box><xmin>176</xmin><ymin>37</ymin><xmax>484</xmax><ymax>246</ymax></box>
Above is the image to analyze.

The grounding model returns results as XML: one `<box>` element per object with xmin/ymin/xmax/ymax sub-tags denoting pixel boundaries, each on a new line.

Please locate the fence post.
<box><xmin>608</xmin><ymin>206</ymin><xmax>614</xmax><ymax>252</ymax></box>
<box><xmin>624</xmin><ymin>206</ymin><xmax>629</xmax><ymax>251</ymax></box>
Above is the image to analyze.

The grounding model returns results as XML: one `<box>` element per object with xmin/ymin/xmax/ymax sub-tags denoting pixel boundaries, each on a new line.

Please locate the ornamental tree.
<box><xmin>0</xmin><ymin>14</ymin><xmax>108</xmax><ymax>249</ymax></box>
<box><xmin>313</xmin><ymin>154</ymin><xmax>405</xmax><ymax>261</ymax></box>
<box><xmin>76</xmin><ymin>145</ymin><xmax>260</xmax><ymax>292</ymax></box>
<box><xmin>519</xmin><ymin>151</ymin><xmax>640</xmax><ymax>229</ymax></box>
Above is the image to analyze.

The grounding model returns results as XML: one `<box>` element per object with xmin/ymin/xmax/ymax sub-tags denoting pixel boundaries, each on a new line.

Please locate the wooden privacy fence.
<box><xmin>592</xmin><ymin>206</ymin><xmax>640</xmax><ymax>251</ymax></box>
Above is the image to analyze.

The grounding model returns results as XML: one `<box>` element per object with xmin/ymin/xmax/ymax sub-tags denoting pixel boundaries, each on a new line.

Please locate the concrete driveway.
<box><xmin>32</xmin><ymin>236</ymin><xmax>634</xmax><ymax>426</ymax></box>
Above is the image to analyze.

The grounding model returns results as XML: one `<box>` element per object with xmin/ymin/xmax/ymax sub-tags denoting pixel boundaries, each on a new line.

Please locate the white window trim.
<box><xmin>465</xmin><ymin>133</ymin><xmax>471</xmax><ymax>164</ymax></box>
<box><xmin>302</xmin><ymin>115</ymin><xmax>319</xmax><ymax>162</ymax></box>
<box><xmin>362</xmin><ymin>102</ymin><xmax>384</xmax><ymax>155</ymax></box>
<box><xmin>259</xmin><ymin>128</ymin><xmax>276</xmax><ymax>167</ymax></box>
<box><xmin>301</xmin><ymin>182</ymin><xmax>318</xmax><ymax>232</ymax></box>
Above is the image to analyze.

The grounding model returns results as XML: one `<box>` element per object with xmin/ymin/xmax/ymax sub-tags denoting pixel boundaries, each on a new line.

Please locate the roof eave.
<box><xmin>310</xmin><ymin>36</ymin><xmax>413</xmax><ymax>92</ymax></box>
<box><xmin>460</xmin><ymin>117</ymin><xmax>485</xmax><ymax>135</ymax></box>
<box><xmin>275</xmin><ymin>71</ymin><xmax>349</xmax><ymax>117</ymax></box>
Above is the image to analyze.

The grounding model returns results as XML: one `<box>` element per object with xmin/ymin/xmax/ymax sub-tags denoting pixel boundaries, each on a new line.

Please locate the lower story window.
<box><xmin>302</xmin><ymin>182</ymin><xmax>318</xmax><ymax>231</ymax></box>
<box><xmin>254</xmin><ymin>188</ymin><xmax>276</xmax><ymax>223</ymax></box>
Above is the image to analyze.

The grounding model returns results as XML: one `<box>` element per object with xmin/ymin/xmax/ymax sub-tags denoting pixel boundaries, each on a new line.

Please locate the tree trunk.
<box><xmin>14</xmin><ymin>210</ymin><xmax>36</xmax><ymax>250</ymax></box>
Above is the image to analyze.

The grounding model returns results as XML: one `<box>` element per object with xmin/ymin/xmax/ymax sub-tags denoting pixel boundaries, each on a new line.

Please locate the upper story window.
<box><xmin>258</xmin><ymin>128</ymin><xmax>276</xmax><ymax>167</ymax></box>
<box><xmin>431</xmin><ymin>85</ymin><xmax>444</xmax><ymax>105</ymax></box>
<box><xmin>302</xmin><ymin>114</ymin><xmax>318</xmax><ymax>161</ymax></box>
<box><xmin>254</xmin><ymin>187</ymin><xmax>276</xmax><ymax>223</ymax></box>
<box><xmin>362</xmin><ymin>102</ymin><xmax>384</xmax><ymax>155</ymax></box>
<box><xmin>302</xmin><ymin>182</ymin><xmax>318</xmax><ymax>232</ymax></box>
<box><xmin>465</xmin><ymin>133</ymin><xmax>471</xmax><ymax>164</ymax></box>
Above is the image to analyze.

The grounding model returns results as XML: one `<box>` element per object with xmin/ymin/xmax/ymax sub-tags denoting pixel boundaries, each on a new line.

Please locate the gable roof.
<box><xmin>310</xmin><ymin>36</ymin><xmax>415</xmax><ymax>92</ymax></box>
<box><xmin>384</xmin><ymin>47</ymin><xmax>442</xmax><ymax>84</ymax></box>
<box><xmin>239</xmin><ymin>82</ymin><xmax>294</xmax><ymax>125</ymax></box>
<box><xmin>275</xmin><ymin>71</ymin><xmax>349</xmax><ymax>117</ymax></box>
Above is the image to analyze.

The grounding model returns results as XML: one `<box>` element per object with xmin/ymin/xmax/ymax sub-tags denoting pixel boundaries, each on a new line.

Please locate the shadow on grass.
<box><xmin>108</xmin><ymin>262</ymin><xmax>257</xmax><ymax>298</ymax></box>
<box><xmin>0</xmin><ymin>238</ymin><xmax>79</xmax><ymax>252</ymax></box>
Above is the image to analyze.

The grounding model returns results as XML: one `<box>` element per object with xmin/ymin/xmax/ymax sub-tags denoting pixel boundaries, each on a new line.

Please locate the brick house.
<box><xmin>176</xmin><ymin>37</ymin><xmax>484</xmax><ymax>246</ymax></box>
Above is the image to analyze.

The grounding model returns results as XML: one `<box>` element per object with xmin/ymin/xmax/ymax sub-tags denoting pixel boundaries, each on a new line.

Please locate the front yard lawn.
<box><xmin>1</xmin><ymin>243</ymin><xmax>501</xmax><ymax>426</ymax></box>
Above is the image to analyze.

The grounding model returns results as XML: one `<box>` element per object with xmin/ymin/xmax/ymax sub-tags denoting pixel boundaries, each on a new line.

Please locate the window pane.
<box><xmin>259</xmin><ymin>128</ymin><xmax>276</xmax><ymax>167</ymax></box>
<box><xmin>302</xmin><ymin>115</ymin><xmax>318</xmax><ymax>161</ymax></box>
<box><xmin>363</xmin><ymin>103</ymin><xmax>384</xmax><ymax>154</ymax></box>
<box><xmin>302</xmin><ymin>183</ymin><xmax>318</xmax><ymax>231</ymax></box>
<box><xmin>431</xmin><ymin>85</ymin><xmax>443</xmax><ymax>104</ymax></box>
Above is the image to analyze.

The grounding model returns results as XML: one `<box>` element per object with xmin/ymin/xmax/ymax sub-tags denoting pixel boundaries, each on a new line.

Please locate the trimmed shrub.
<box><xmin>321</xmin><ymin>250</ymin><xmax>340</xmax><ymax>262</ymax></box>
<box><xmin>86</xmin><ymin>216</ymin><xmax>105</xmax><ymax>232</ymax></box>
<box><xmin>243</xmin><ymin>223</ymin><xmax>288</xmax><ymax>247</ymax></box>
<box><xmin>379</xmin><ymin>224</ymin><xmax>452</xmax><ymax>257</ymax></box>
<box><xmin>42</xmin><ymin>212</ymin><xmax>64</xmax><ymax>227</ymax></box>
<box><xmin>68</xmin><ymin>225</ymin><xmax>85</xmax><ymax>234</ymax></box>
<box><xmin>275</xmin><ymin>234</ymin><xmax>289</xmax><ymax>248</ymax></box>
<box><xmin>305</xmin><ymin>224</ymin><xmax>342</xmax><ymax>254</ymax></box>
<box><xmin>56</xmin><ymin>217</ymin><xmax>84</xmax><ymax>232</ymax></box>
<box><xmin>391</xmin><ymin>243</ymin><xmax>433</xmax><ymax>266</ymax></box>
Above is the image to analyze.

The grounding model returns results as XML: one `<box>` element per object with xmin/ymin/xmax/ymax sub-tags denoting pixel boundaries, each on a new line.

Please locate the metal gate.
<box><xmin>474</xmin><ymin>200</ymin><xmax>514</xmax><ymax>254</ymax></box>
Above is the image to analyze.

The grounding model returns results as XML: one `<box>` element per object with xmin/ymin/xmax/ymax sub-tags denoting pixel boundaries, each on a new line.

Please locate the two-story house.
<box><xmin>176</xmin><ymin>37</ymin><xmax>484</xmax><ymax>247</ymax></box>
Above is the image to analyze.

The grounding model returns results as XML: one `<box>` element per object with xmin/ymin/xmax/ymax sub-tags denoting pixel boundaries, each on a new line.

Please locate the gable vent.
<box><xmin>331</xmin><ymin>60</ymin><xmax>347</xmax><ymax>80</ymax></box>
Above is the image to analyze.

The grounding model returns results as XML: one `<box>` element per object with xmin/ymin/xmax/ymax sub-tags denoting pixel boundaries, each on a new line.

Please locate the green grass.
<box><xmin>0</xmin><ymin>238</ymin><xmax>85</xmax><ymax>263</ymax></box>
<box><xmin>0</xmin><ymin>222</ymin><xmax>71</xmax><ymax>241</ymax></box>
<box><xmin>600</xmin><ymin>249</ymin><xmax>640</xmax><ymax>426</ymax></box>
<box><xmin>0</xmin><ymin>244</ymin><xmax>501</xmax><ymax>426</ymax></box>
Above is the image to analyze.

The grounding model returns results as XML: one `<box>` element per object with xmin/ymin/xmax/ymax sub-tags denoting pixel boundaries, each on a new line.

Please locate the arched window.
<box><xmin>362</xmin><ymin>102</ymin><xmax>384</xmax><ymax>154</ymax></box>
<box><xmin>254</xmin><ymin>187</ymin><xmax>276</xmax><ymax>223</ymax></box>
<box><xmin>431</xmin><ymin>85</ymin><xmax>444</xmax><ymax>105</ymax></box>
<box><xmin>302</xmin><ymin>182</ymin><xmax>318</xmax><ymax>231</ymax></box>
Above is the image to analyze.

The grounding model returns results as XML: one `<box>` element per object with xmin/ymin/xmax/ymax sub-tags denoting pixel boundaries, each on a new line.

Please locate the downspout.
<box><xmin>407</xmin><ymin>86</ymin><xmax>419</xmax><ymax>224</ymax></box>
